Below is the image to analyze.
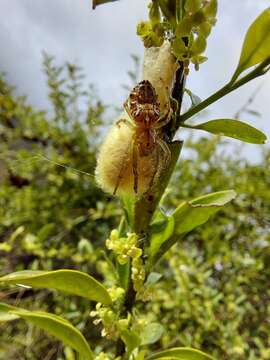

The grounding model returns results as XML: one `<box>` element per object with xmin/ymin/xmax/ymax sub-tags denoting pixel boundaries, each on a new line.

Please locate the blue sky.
<box><xmin>0</xmin><ymin>0</ymin><xmax>269</xmax><ymax>160</ymax></box>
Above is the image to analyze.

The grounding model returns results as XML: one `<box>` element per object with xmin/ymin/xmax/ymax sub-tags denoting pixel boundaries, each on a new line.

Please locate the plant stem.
<box><xmin>178</xmin><ymin>57</ymin><xmax>270</xmax><ymax>124</ymax></box>
<box><xmin>167</xmin><ymin>62</ymin><xmax>186</xmax><ymax>139</ymax></box>
<box><xmin>115</xmin><ymin>65</ymin><xmax>186</xmax><ymax>358</ymax></box>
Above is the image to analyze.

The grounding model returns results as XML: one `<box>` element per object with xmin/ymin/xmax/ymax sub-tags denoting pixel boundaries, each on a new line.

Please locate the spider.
<box><xmin>113</xmin><ymin>79</ymin><xmax>173</xmax><ymax>195</ymax></box>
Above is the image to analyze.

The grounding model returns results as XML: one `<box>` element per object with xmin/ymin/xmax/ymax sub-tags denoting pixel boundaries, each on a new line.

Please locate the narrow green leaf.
<box><xmin>0</xmin><ymin>303</ymin><xmax>19</xmax><ymax>322</ymax></box>
<box><xmin>232</xmin><ymin>8</ymin><xmax>270</xmax><ymax>80</ymax></box>
<box><xmin>120</xmin><ymin>329</ymin><xmax>141</xmax><ymax>353</ymax></box>
<box><xmin>141</xmin><ymin>323</ymin><xmax>164</xmax><ymax>345</ymax></box>
<box><xmin>0</xmin><ymin>302</ymin><xmax>93</xmax><ymax>360</ymax></box>
<box><xmin>117</xmin><ymin>262</ymin><xmax>130</xmax><ymax>289</ymax></box>
<box><xmin>173</xmin><ymin>190</ymin><xmax>236</xmax><ymax>234</ymax></box>
<box><xmin>150</xmin><ymin>215</ymin><xmax>175</xmax><ymax>256</ymax></box>
<box><xmin>122</xmin><ymin>194</ymin><xmax>135</xmax><ymax>230</ymax></box>
<box><xmin>185</xmin><ymin>88</ymin><xmax>202</xmax><ymax>109</ymax></box>
<box><xmin>190</xmin><ymin>119</ymin><xmax>267</xmax><ymax>144</ymax></box>
<box><xmin>92</xmin><ymin>0</ymin><xmax>119</xmax><ymax>9</ymax></box>
<box><xmin>145</xmin><ymin>272</ymin><xmax>162</xmax><ymax>286</ymax></box>
<box><xmin>146</xmin><ymin>347</ymin><xmax>215</xmax><ymax>360</ymax></box>
<box><xmin>0</xmin><ymin>269</ymin><xmax>112</xmax><ymax>305</ymax></box>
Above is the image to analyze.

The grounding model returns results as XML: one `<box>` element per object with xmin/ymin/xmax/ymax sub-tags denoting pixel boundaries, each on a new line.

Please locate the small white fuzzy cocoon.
<box><xmin>95</xmin><ymin>114</ymin><xmax>157</xmax><ymax>196</ymax></box>
<box><xmin>143</xmin><ymin>40</ymin><xmax>178</xmax><ymax>110</ymax></box>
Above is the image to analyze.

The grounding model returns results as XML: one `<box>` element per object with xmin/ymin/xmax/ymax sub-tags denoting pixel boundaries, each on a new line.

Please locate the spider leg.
<box><xmin>116</xmin><ymin>117</ymin><xmax>135</xmax><ymax>129</ymax></box>
<box><xmin>148</xmin><ymin>138</ymin><xmax>171</xmax><ymax>192</ymax></box>
<box><xmin>147</xmin><ymin>146</ymin><xmax>160</xmax><ymax>191</ymax></box>
<box><xmin>113</xmin><ymin>152</ymin><xmax>129</xmax><ymax>195</ymax></box>
<box><xmin>170</xmin><ymin>95</ymin><xmax>179</xmax><ymax>113</ymax></box>
<box><xmin>124</xmin><ymin>99</ymin><xmax>135</xmax><ymax>122</ymax></box>
<box><xmin>169</xmin><ymin>95</ymin><xmax>179</xmax><ymax>130</ymax></box>
<box><xmin>154</xmin><ymin>104</ymin><xmax>173</xmax><ymax>129</ymax></box>
<box><xmin>156</xmin><ymin>77</ymin><xmax>174</xmax><ymax>125</ymax></box>
<box><xmin>156</xmin><ymin>137</ymin><xmax>171</xmax><ymax>164</ymax></box>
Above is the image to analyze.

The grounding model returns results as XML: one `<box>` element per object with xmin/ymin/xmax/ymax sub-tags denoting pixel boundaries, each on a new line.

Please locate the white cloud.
<box><xmin>0</xmin><ymin>0</ymin><xmax>269</xmax><ymax>160</ymax></box>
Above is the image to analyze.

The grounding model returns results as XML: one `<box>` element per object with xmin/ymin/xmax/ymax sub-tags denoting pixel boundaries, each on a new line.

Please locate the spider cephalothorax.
<box><xmin>128</xmin><ymin>80</ymin><xmax>160</xmax><ymax>129</ymax></box>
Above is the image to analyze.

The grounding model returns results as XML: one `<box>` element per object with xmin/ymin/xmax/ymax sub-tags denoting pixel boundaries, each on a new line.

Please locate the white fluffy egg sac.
<box><xmin>142</xmin><ymin>40</ymin><xmax>178</xmax><ymax>111</ymax></box>
<box><xmin>95</xmin><ymin>115</ymin><xmax>158</xmax><ymax>197</ymax></box>
<box><xmin>95</xmin><ymin>41</ymin><xmax>177</xmax><ymax>197</ymax></box>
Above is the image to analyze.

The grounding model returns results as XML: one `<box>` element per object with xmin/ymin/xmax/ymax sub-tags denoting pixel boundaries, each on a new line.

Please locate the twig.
<box><xmin>179</xmin><ymin>57</ymin><xmax>270</xmax><ymax>124</ymax></box>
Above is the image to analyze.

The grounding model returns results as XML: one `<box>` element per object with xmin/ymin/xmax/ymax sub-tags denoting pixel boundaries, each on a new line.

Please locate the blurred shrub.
<box><xmin>145</xmin><ymin>137</ymin><xmax>270</xmax><ymax>360</ymax></box>
<box><xmin>0</xmin><ymin>55</ymin><xmax>119</xmax><ymax>274</ymax></box>
<box><xmin>0</xmin><ymin>58</ymin><xmax>269</xmax><ymax>359</ymax></box>
<box><xmin>0</xmin><ymin>56</ymin><xmax>119</xmax><ymax>359</ymax></box>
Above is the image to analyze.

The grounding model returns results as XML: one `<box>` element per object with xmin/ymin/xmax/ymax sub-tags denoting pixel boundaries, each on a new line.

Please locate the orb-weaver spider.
<box><xmin>113</xmin><ymin>80</ymin><xmax>173</xmax><ymax>195</ymax></box>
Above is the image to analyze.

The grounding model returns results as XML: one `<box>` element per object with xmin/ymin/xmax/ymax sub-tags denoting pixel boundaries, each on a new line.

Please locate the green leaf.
<box><xmin>120</xmin><ymin>329</ymin><xmax>141</xmax><ymax>353</ymax></box>
<box><xmin>145</xmin><ymin>272</ymin><xmax>162</xmax><ymax>286</ymax></box>
<box><xmin>149</xmin><ymin>0</ymin><xmax>161</xmax><ymax>27</ymax></box>
<box><xmin>149</xmin><ymin>190</ymin><xmax>236</xmax><ymax>267</ymax></box>
<box><xmin>203</xmin><ymin>0</ymin><xmax>217</xmax><ymax>19</ymax></box>
<box><xmin>135</xmin><ymin>351</ymin><xmax>146</xmax><ymax>360</ymax></box>
<box><xmin>185</xmin><ymin>88</ymin><xmax>202</xmax><ymax>109</ymax></box>
<box><xmin>37</xmin><ymin>223</ymin><xmax>55</xmax><ymax>241</ymax></box>
<box><xmin>158</xmin><ymin>0</ymin><xmax>176</xmax><ymax>25</ymax></box>
<box><xmin>0</xmin><ymin>270</ymin><xmax>112</xmax><ymax>305</ymax></box>
<box><xmin>117</xmin><ymin>262</ymin><xmax>130</xmax><ymax>289</ymax></box>
<box><xmin>0</xmin><ymin>302</ymin><xmax>93</xmax><ymax>360</ymax></box>
<box><xmin>146</xmin><ymin>347</ymin><xmax>215</xmax><ymax>360</ymax></box>
<box><xmin>172</xmin><ymin>38</ymin><xmax>188</xmax><ymax>58</ymax></box>
<box><xmin>92</xmin><ymin>0</ymin><xmax>119</xmax><ymax>9</ymax></box>
<box><xmin>122</xmin><ymin>194</ymin><xmax>135</xmax><ymax>230</ymax></box>
<box><xmin>190</xmin><ymin>35</ymin><xmax>207</xmax><ymax>55</ymax></box>
<box><xmin>0</xmin><ymin>303</ymin><xmax>19</xmax><ymax>322</ymax></box>
<box><xmin>173</xmin><ymin>190</ymin><xmax>236</xmax><ymax>234</ymax></box>
<box><xmin>185</xmin><ymin>0</ymin><xmax>201</xmax><ymax>14</ymax></box>
<box><xmin>190</xmin><ymin>119</ymin><xmax>267</xmax><ymax>144</ymax></box>
<box><xmin>232</xmin><ymin>8</ymin><xmax>270</xmax><ymax>80</ymax></box>
<box><xmin>141</xmin><ymin>323</ymin><xmax>164</xmax><ymax>345</ymax></box>
<box><xmin>150</xmin><ymin>214</ymin><xmax>175</xmax><ymax>256</ymax></box>
<box><xmin>176</xmin><ymin>18</ymin><xmax>193</xmax><ymax>37</ymax></box>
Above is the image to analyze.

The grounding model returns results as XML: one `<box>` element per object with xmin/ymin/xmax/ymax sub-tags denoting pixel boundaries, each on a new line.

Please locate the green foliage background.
<box><xmin>0</xmin><ymin>57</ymin><xmax>269</xmax><ymax>359</ymax></box>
